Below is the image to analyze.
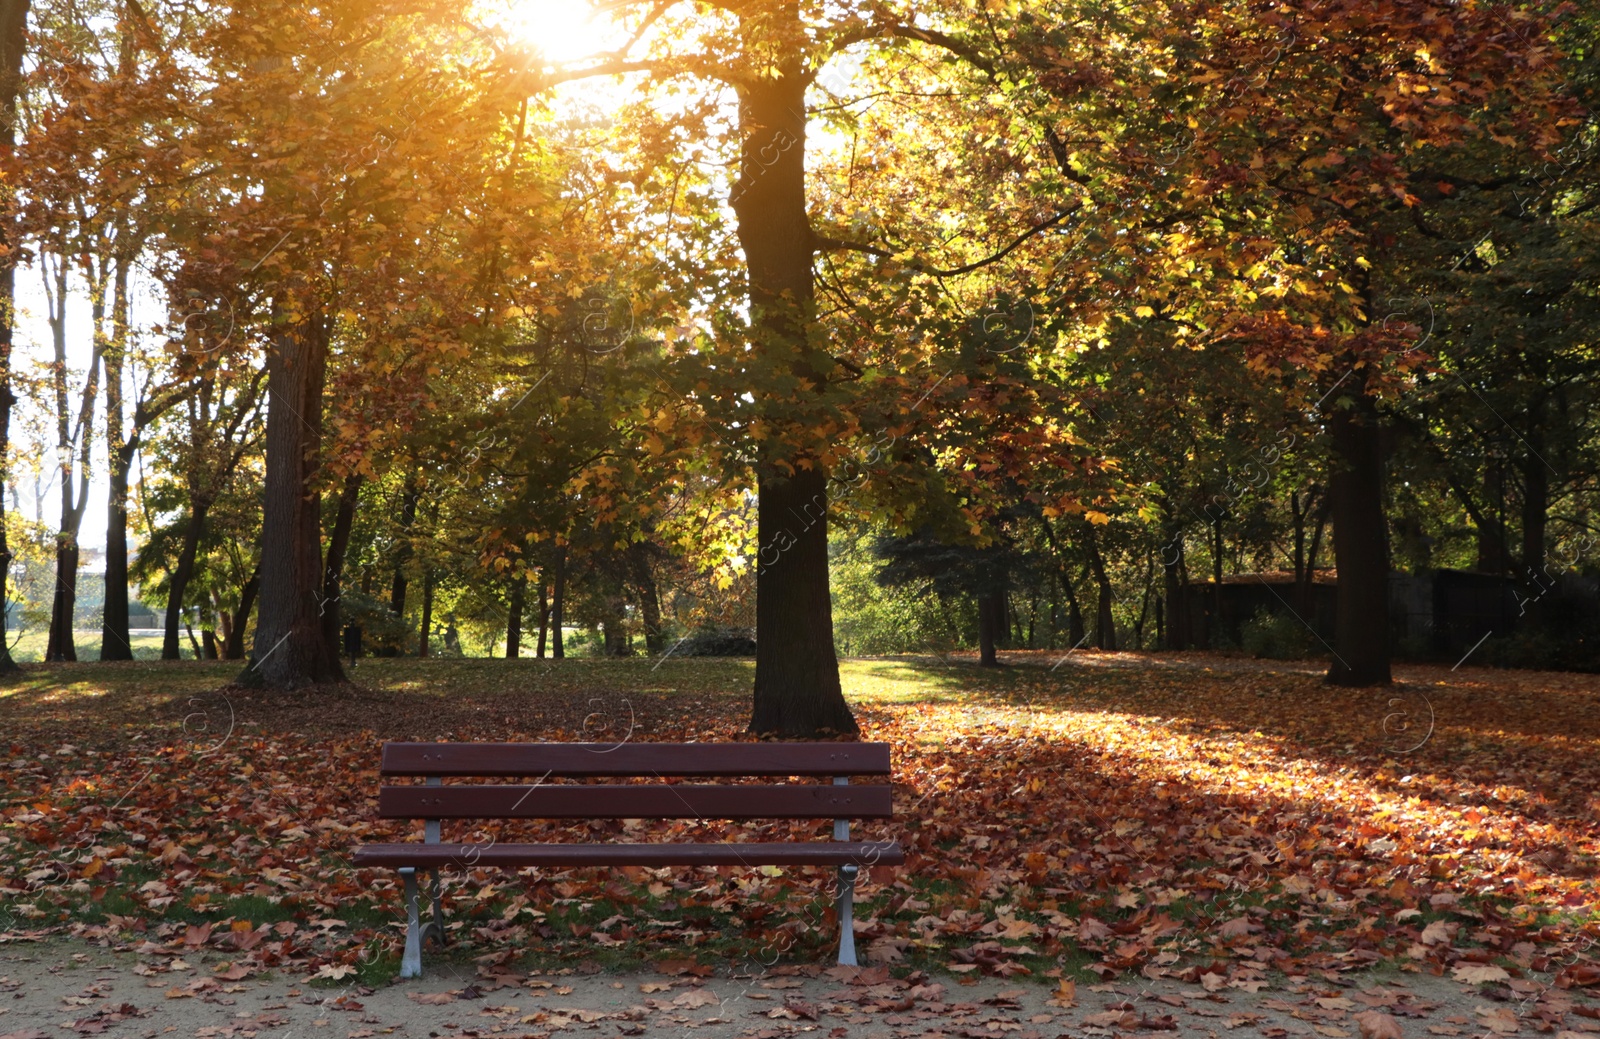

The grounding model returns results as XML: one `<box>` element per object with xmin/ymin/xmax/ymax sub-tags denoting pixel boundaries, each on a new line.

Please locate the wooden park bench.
<box><xmin>352</xmin><ymin>742</ymin><xmax>904</xmax><ymax>978</ymax></box>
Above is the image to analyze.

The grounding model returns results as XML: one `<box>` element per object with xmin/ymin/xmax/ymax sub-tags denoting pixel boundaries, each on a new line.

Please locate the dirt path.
<box><xmin>3</xmin><ymin>939</ymin><xmax>1593</xmax><ymax>1039</ymax></box>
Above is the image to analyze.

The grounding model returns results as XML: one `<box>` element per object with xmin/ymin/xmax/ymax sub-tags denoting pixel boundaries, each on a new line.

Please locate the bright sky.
<box><xmin>491</xmin><ymin>0</ymin><xmax>630</xmax><ymax>65</ymax></box>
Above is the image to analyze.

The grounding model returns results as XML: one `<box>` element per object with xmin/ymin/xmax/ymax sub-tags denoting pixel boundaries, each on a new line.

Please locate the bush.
<box><xmin>1240</xmin><ymin>608</ymin><xmax>1319</xmax><ymax>660</ymax></box>
<box><xmin>676</xmin><ymin>627</ymin><xmax>757</xmax><ymax>657</ymax></box>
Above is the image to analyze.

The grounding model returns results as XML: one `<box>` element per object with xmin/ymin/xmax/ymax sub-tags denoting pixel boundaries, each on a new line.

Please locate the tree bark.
<box><xmin>47</xmin><ymin>543</ymin><xmax>79</xmax><ymax>661</ymax></box>
<box><xmin>247</xmin><ymin>309</ymin><xmax>344</xmax><ymax>688</ymax></box>
<box><xmin>385</xmin><ymin>479</ymin><xmax>418</xmax><ymax>655</ymax></box>
<box><xmin>1083</xmin><ymin>522</ymin><xmax>1118</xmax><ymax>651</ymax></box>
<box><xmin>161</xmin><ymin>499</ymin><xmax>210</xmax><ymax>660</ymax></box>
<box><xmin>418</xmin><ymin>569</ymin><xmax>434</xmax><ymax>657</ymax></box>
<box><xmin>0</xmin><ymin>0</ymin><xmax>28</xmax><ymax>676</ymax></box>
<box><xmin>550</xmin><ymin>544</ymin><xmax>566</xmax><ymax>659</ymax></box>
<box><xmin>1162</xmin><ymin>525</ymin><xmax>1185</xmax><ymax>650</ymax></box>
<box><xmin>630</xmin><ymin>541</ymin><xmax>663</xmax><ymax>654</ymax></box>
<box><xmin>223</xmin><ymin>565</ymin><xmax>259</xmax><ymax>661</ymax></box>
<box><xmin>506</xmin><ymin>571</ymin><xmax>525</xmax><ymax>658</ymax></box>
<box><xmin>1520</xmin><ymin>444</ymin><xmax>1548</xmax><ymax>585</ymax></box>
<box><xmin>1475</xmin><ymin>461</ymin><xmax>1510</xmax><ymax>574</ymax></box>
<box><xmin>319</xmin><ymin>472</ymin><xmax>362</xmax><ymax>659</ymax></box>
<box><xmin>44</xmin><ymin>254</ymin><xmax>102</xmax><ymax>662</ymax></box>
<box><xmin>977</xmin><ymin>589</ymin><xmax>1001</xmax><ymax>666</ymax></box>
<box><xmin>732</xmin><ymin>17</ymin><xmax>856</xmax><ymax>736</ymax></box>
<box><xmin>100</xmin><ymin>256</ymin><xmax>135</xmax><ymax>660</ymax></box>
<box><xmin>752</xmin><ymin>467</ymin><xmax>856</xmax><ymax>733</ymax></box>
<box><xmin>536</xmin><ymin>572</ymin><xmax>549</xmax><ymax>658</ymax></box>
<box><xmin>1326</xmin><ymin>389</ymin><xmax>1392</xmax><ymax>686</ymax></box>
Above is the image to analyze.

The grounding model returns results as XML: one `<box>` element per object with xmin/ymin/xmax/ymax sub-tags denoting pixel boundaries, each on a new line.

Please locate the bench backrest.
<box><xmin>377</xmin><ymin>741</ymin><xmax>894</xmax><ymax>822</ymax></box>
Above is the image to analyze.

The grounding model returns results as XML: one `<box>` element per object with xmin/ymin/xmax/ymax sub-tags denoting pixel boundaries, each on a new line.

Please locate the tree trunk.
<box><xmin>1326</xmin><ymin>389</ymin><xmax>1392</xmax><ymax>686</ymax></box>
<box><xmin>201</xmin><ymin>629</ymin><xmax>219</xmax><ymax>660</ymax></box>
<box><xmin>1066</xmin><ymin>572</ymin><xmax>1085</xmax><ymax>648</ymax></box>
<box><xmin>536</xmin><ymin>573</ymin><xmax>549</xmax><ymax>658</ymax></box>
<box><xmin>385</xmin><ymin>479</ymin><xmax>418</xmax><ymax>655</ymax></box>
<box><xmin>1162</xmin><ymin>525</ymin><xmax>1185</xmax><ymax>650</ymax></box>
<box><xmin>751</xmin><ymin>468</ymin><xmax>857</xmax><ymax>734</ymax></box>
<box><xmin>550</xmin><ymin>544</ymin><xmax>566</xmax><ymax>659</ymax></box>
<box><xmin>418</xmin><ymin>569</ymin><xmax>434</xmax><ymax>657</ymax></box>
<box><xmin>506</xmin><ymin>571</ymin><xmax>525</xmax><ymax>658</ymax></box>
<box><xmin>247</xmin><ymin>310</ymin><xmax>344</xmax><ymax>688</ymax></box>
<box><xmin>100</xmin><ymin>256</ymin><xmax>135</xmax><ymax>660</ymax></box>
<box><xmin>162</xmin><ymin>499</ymin><xmax>210</xmax><ymax>660</ymax></box>
<box><xmin>977</xmin><ymin>589</ymin><xmax>1001</xmax><ymax>666</ymax></box>
<box><xmin>319</xmin><ymin>473</ymin><xmax>362</xmax><ymax>659</ymax></box>
<box><xmin>0</xmin><ymin>0</ymin><xmax>28</xmax><ymax>676</ymax></box>
<box><xmin>1520</xmin><ymin>446</ymin><xmax>1548</xmax><ymax>585</ymax></box>
<box><xmin>47</xmin><ymin>542</ymin><xmax>79</xmax><ymax>661</ymax></box>
<box><xmin>45</xmin><ymin>254</ymin><xmax>101</xmax><ymax>663</ymax></box>
<box><xmin>630</xmin><ymin>541</ymin><xmax>664</xmax><ymax>653</ymax></box>
<box><xmin>1133</xmin><ymin>552</ymin><xmax>1154</xmax><ymax>650</ymax></box>
<box><xmin>1475</xmin><ymin>461</ymin><xmax>1510</xmax><ymax>574</ymax></box>
<box><xmin>99</xmin><ymin>440</ymin><xmax>138</xmax><ymax>659</ymax></box>
<box><xmin>1084</xmin><ymin>523</ymin><xmax>1118</xmax><ymax>651</ymax></box>
<box><xmin>732</xmin><ymin>25</ymin><xmax>855</xmax><ymax>737</ymax></box>
<box><xmin>224</xmin><ymin>565</ymin><xmax>260</xmax><ymax>661</ymax></box>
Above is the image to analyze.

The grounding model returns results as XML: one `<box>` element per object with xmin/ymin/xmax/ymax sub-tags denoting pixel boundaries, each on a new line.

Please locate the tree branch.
<box><xmin>814</xmin><ymin>204</ymin><xmax>1078</xmax><ymax>276</ymax></box>
<box><xmin>820</xmin><ymin>20</ymin><xmax>996</xmax><ymax>78</ymax></box>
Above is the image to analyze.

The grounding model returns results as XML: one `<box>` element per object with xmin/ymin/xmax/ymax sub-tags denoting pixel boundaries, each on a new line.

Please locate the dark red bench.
<box><xmin>352</xmin><ymin>741</ymin><xmax>904</xmax><ymax>977</ymax></box>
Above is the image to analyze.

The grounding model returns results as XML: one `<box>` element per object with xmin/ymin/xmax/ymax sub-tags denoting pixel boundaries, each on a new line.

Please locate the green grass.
<box><xmin>7</xmin><ymin>628</ymin><xmax>176</xmax><ymax>663</ymax></box>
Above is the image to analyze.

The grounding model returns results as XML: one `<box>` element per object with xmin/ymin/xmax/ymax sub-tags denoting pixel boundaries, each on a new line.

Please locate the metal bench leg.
<box><xmin>400</xmin><ymin>867</ymin><xmax>423</xmax><ymax>978</ymax></box>
<box><xmin>424</xmin><ymin>867</ymin><xmax>446</xmax><ymax>947</ymax></box>
<box><xmin>836</xmin><ymin>864</ymin><xmax>859</xmax><ymax>967</ymax></box>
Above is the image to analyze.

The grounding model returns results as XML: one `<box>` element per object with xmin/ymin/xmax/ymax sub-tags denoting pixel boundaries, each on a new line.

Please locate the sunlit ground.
<box><xmin>1</xmin><ymin>652</ymin><xmax>1596</xmax><ymax>979</ymax></box>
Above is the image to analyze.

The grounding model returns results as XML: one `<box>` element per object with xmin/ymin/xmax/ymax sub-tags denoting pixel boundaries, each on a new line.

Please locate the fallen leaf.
<box><xmin>1356</xmin><ymin>1011</ymin><xmax>1406</xmax><ymax>1039</ymax></box>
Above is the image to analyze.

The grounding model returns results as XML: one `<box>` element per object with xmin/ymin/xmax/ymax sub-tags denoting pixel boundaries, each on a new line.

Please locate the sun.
<box><xmin>494</xmin><ymin>0</ymin><xmax>624</xmax><ymax>65</ymax></box>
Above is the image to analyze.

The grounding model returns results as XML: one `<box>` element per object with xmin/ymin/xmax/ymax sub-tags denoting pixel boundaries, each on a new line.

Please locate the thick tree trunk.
<box><xmin>977</xmin><ymin>589</ymin><xmax>1001</xmax><ymax>666</ymax></box>
<box><xmin>46</xmin><ymin>542</ymin><xmax>78</xmax><ymax>661</ymax></box>
<box><xmin>247</xmin><ymin>311</ymin><xmax>344</xmax><ymax>688</ymax></box>
<box><xmin>1475</xmin><ymin>462</ymin><xmax>1510</xmax><ymax>574</ymax></box>
<box><xmin>733</xmin><ymin>42</ymin><xmax>855</xmax><ymax>736</ymax></box>
<box><xmin>550</xmin><ymin>545</ymin><xmax>565</xmax><ymax>659</ymax></box>
<box><xmin>630</xmin><ymin>541</ymin><xmax>664</xmax><ymax>654</ymax></box>
<box><xmin>162</xmin><ymin>500</ymin><xmax>210</xmax><ymax>660</ymax></box>
<box><xmin>319</xmin><ymin>473</ymin><xmax>362</xmax><ymax>659</ymax></box>
<box><xmin>506</xmin><ymin>571</ymin><xmax>525</xmax><ymax>658</ymax></box>
<box><xmin>224</xmin><ymin>565</ymin><xmax>259</xmax><ymax>661</ymax></box>
<box><xmin>1326</xmin><ymin>390</ymin><xmax>1392</xmax><ymax>686</ymax></box>
<box><xmin>752</xmin><ymin>467</ymin><xmax>855</xmax><ymax>733</ymax></box>
<box><xmin>0</xmin><ymin>0</ymin><xmax>29</xmax><ymax>676</ymax></box>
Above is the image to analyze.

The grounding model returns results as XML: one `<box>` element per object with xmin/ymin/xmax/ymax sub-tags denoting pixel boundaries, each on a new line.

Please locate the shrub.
<box><xmin>1240</xmin><ymin>608</ymin><xmax>1319</xmax><ymax>660</ymax></box>
<box><xmin>677</xmin><ymin>627</ymin><xmax>757</xmax><ymax>657</ymax></box>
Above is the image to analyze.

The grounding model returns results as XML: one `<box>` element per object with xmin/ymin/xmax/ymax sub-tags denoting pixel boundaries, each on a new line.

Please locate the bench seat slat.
<box><xmin>353</xmin><ymin>841</ymin><xmax>904</xmax><ymax>869</ymax></box>
<box><xmin>380</xmin><ymin>742</ymin><xmax>892</xmax><ymax>778</ymax></box>
<box><xmin>379</xmin><ymin>783</ymin><xmax>894</xmax><ymax>820</ymax></box>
